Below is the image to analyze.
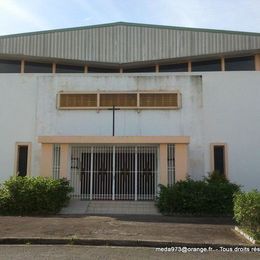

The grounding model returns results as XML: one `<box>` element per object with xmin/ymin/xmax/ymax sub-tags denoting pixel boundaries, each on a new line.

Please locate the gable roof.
<box><xmin>0</xmin><ymin>22</ymin><xmax>260</xmax><ymax>64</ymax></box>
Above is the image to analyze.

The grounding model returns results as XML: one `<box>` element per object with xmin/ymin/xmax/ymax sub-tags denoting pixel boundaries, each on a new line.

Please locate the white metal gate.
<box><xmin>70</xmin><ymin>145</ymin><xmax>158</xmax><ymax>200</ymax></box>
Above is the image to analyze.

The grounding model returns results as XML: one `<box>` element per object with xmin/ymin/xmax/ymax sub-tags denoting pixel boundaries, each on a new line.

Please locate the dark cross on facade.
<box><xmin>108</xmin><ymin>105</ymin><xmax>120</xmax><ymax>136</ymax></box>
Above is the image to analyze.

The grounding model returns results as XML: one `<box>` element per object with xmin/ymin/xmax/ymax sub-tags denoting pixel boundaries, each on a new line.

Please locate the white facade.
<box><xmin>0</xmin><ymin>72</ymin><xmax>259</xmax><ymax>190</ymax></box>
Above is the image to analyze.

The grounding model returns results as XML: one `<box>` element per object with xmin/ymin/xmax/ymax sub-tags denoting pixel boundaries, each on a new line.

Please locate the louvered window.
<box><xmin>59</xmin><ymin>94</ymin><xmax>97</xmax><ymax>108</ymax></box>
<box><xmin>100</xmin><ymin>93</ymin><xmax>137</xmax><ymax>107</ymax></box>
<box><xmin>140</xmin><ymin>93</ymin><xmax>178</xmax><ymax>107</ymax></box>
<box><xmin>58</xmin><ymin>92</ymin><xmax>180</xmax><ymax>109</ymax></box>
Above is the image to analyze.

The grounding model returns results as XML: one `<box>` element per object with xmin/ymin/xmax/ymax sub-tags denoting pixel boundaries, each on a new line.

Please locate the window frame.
<box><xmin>24</xmin><ymin>61</ymin><xmax>52</xmax><ymax>73</ymax></box>
<box><xmin>0</xmin><ymin>59</ymin><xmax>21</xmax><ymax>73</ymax></box>
<box><xmin>224</xmin><ymin>56</ymin><xmax>255</xmax><ymax>71</ymax></box>
<box><xmin>191</xmin><ymin>59</ymin><xmax>221</xmax><ymax>72</ymax></box>
<box><xmin>56</xmin><ymin>63</ymin><xmax>85</xmax><ymax>73</ymax></box>
<box><xmin>14</xmin><ymin>142</ymin><xmax>32</xmax><ymax>177</ymax></box>
<box><xmin>210</xmin><ymin>143</ymin><xmax>228</xmax><ymax>178</ymax></box>
<box><xmin>159</xmin><ymin>62</ymin><xmax>188</xmax><ymax>72</ymax></box>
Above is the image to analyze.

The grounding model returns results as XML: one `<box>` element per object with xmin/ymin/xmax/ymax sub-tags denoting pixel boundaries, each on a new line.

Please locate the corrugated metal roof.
<box><xmin>0</xmin><ymin>22</ymin><xmax>260</xmax><ymax>64</ymax></box>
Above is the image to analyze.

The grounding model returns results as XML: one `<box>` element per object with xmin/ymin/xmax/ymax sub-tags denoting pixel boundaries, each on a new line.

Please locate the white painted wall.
<box><xmin>202</xmin><ymin>72</ymin><xmax>260</xmax><ymax>191</ymax></box>
<box><xmin>0</xmin><ymin>72</ymin><xmax>259</xmax><ymax>191</ymax></box>
<box><xmin>35</xmin><ymin>74</ymin><xmax>204</xmax><ymax>179</ymax></box>
<box><xmin>0</xmin><ymin>75</ymin><xmax>39</xmax><ymax>181</ymax></box>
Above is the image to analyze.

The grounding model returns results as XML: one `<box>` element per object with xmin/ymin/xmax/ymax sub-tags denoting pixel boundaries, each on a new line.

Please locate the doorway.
<box><xmin>70</xmin><ymin>145</ymin><xmax>158</xmax><ymax>200</ymax></box>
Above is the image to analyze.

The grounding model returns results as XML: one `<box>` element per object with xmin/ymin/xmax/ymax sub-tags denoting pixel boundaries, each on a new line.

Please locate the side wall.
<box><xmin>0</xmin><ymin>75</ymin><xmax>39</xmax><ymax>181</ymax></box>
<box><xmin>203</xmin><ymin>72</ymin><xmax>260</xmax><ymax>190</ymax></box>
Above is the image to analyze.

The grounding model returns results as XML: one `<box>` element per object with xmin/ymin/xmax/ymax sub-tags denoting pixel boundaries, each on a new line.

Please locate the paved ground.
<box><xmin>0</xmin><ymin>215</ymin><xmax>249</xmax><ymax>246</ymax></box>
<box><xmin>0</xmin><ymin>245</ymin><xmax>259</xmax><ymax>260</ymax></box>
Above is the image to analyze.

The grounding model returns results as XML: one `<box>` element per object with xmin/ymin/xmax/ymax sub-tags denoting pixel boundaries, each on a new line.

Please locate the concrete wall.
<box><xmin>202</xmin><ymin>72</ymin><xmax>260</xmax><ymax>190</ymax></box>
<box><xmin>0</xmin><ymin>75</ymin><xmax>39</xmax><ymax>180</ymax></box>
<box><xmin>0</xmin><ymin>72</ymin><xmax>259</xmax><ymax>191</ymax></box>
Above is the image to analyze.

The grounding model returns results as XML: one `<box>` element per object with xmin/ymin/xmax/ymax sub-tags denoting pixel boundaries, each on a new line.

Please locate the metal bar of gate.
<box><xmin>90</xmin><ymin>146</ymin><xmax>93</xmax><ymax>200</ymax></box>
<box><xmin>112</xmin><ymin>145</ymin><xmax>115</xmax><ymax>200</ymax></box>
<box><xmin>52</xmin><ymin>144</ymin><xmax>61</xmax><ymax>179</ymax></box>
<box><xmin>134</xmin><ymin>146</ymin><xmax>138</xmax><ymax>201</ymax></box>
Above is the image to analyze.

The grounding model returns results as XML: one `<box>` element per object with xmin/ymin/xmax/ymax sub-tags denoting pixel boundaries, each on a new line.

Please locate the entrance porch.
<box><xmin>38</xmin><ymin>136</ymin><xmax>189</xmax><ymax>202</ymax></box>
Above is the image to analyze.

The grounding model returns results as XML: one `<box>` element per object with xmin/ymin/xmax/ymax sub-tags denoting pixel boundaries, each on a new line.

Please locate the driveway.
<box><xmin>0</xmin><ymin>215</ymin><xmax>249</xmax><ymax>246</ymax></box>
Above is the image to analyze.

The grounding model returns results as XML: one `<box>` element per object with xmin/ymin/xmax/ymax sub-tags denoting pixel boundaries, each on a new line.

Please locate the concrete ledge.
<box><xmin>234</xmin><ymin>226</ymin><xmax>256</xmax><ymax>244</ymax></box>
<box><xmin>38</xmin><ymin>136</ymin><xmax>190</xmax><ymax>144</ymax></box>
<box><xmin>0</xmin><ymin>237</ymin><xmax>256</xmax><ymax>249</ymax></box>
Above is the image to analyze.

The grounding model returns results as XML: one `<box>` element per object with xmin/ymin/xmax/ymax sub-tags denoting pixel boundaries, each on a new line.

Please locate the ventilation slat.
<box><xmin>58</xmin><ymin>92</ymin><xmax>180</xmax><ymax>109</ymax></box>
<box><xmin>60</xmin><ymin>94</ymin><xmax>97</xmax><ymax>107</ymax></box>
<box><xmin>100</xmin><ymin>93</ymin><xmax>137</xmax><ymax>107</ymax></box>
<box><xmin>140</xmin><ymin>93</ymin><xmax>178</xmax><ymax>107</ymax></box>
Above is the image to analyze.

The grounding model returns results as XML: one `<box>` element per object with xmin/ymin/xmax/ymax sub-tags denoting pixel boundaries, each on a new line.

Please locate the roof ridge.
<box><xmin>0</xmin><ymin>21</ymin><xmax>260</xmax><ymax>39</ymax></box>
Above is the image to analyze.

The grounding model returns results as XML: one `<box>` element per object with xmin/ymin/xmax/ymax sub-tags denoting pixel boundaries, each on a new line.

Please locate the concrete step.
<box><xmin>59</xmin><ymin>199</ymin><xmax>90</xmax><ymax>214</ymax></box>
<box><xmin>60</xmin><ymin>200</ymin><xmax>160</xmax><ymax>215</ymax></box>
<box><xmin>86</xmin><ymin>201</ymin><xmax>160</xmax><ymax>215</ymax></box>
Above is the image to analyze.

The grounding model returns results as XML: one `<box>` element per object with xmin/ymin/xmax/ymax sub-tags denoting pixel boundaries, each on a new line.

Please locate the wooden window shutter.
<box><xmin>140</xmin><ymin>93</ymin><xmax>178</xmax><ymax>107</ymax></box>
<box><xmin>100</xmin><ymin>93</ymin><xmax>137</xmax><ymax>107</ymax></box>
<box><xmin>59</xmin><ymin>94</ymin><xmax>97</xmax><ymax>108</ymax></box>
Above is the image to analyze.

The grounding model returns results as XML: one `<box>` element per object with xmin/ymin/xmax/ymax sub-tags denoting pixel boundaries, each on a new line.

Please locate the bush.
<box><xmin>0</xmin><ymin>176</ymin><xmax>73</xmax><ymax>215</ymax></box>
<box><xmin>204</xmin><ymin>171</ymin><xmax>229</xmax><ymax>184</ymax></box>
<box><xmin>157</xmin><ymin>174</ymin><xmax>240</xmax><ymax>215</ymax></box>
<box><xmin>233</xmin><ymin>190</ymin><xmax>260</xmax><ymax>238</ymax></box>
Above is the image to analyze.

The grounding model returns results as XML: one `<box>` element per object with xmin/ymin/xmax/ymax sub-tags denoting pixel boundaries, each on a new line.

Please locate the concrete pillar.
<box><xmin>40</xmin><ymin>144</ymin><xmax>53</xmax><ymax>177</ymax></box>
<box><xmin>221</xmin><ymin>57</ymin><xmax>225</xmax><ymax>71</ymax></box>
<box><xmin>255</xmin><ymin>54</ymin><xmax>260</xmax><ymax>71</ymax></box>
<box><xmin>52</xmin><ymin>63</ymin><xmax>56</xmax><ymax>73</ymax></box>
<box><xmin>21</xmin><ymin>60</ymin><xmax>25</xmax><ymax>73</ymax></box>
<box><xmin>188</xmin><ymin>61</ymin><xmax>192</xmax><ymax>72</ymax></box>
<box><xmin>60</xmin><ymin>144</ymin><xmax>69</xmax><ymax>178</ymax></box>
<box><xmin>159</xmin><ymin>144</ymin><xmax>168</xmax><ymax>186</ymax></box>
<box><xmin>175</xmin><ymin>144</ymin><xmax>188</xmax><ymax>182</ymax></box>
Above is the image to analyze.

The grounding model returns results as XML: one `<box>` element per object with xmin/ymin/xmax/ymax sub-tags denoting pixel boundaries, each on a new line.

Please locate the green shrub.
<box><xmin>233</xmin><ymin>190</ymin><xmax>260</xmax><ymax>238</ymax></box>
<box><xmin>204</xmin><ymin>171</ymin><xmax>229</xmax><ymax>184</ymax></box>
<box><xmin>157</xmin><ymin>176</ymin><xmax>240</xmax><ymax>215</ymax></box>
<box><xmin>0</xmin><ymin>176</ymin><xmax>73</xmax><ymax>215</ymax></box>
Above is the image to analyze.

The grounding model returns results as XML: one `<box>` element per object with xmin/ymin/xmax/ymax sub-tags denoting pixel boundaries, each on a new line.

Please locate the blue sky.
<box><xmin>0</xmin><ymin>0</ymin><xmax>260</xmax><ymax>36</ymax></box>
